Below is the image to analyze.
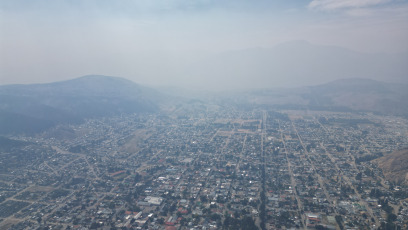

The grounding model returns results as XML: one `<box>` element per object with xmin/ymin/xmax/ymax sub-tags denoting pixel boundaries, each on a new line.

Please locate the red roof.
<box><xmin>308</xmin><ymin>217</ymin><xmax>321</xmax><ymax>222</ymax></box>
<box><xmin>110</xmin><ymin>170</ymin><xmax>125</xmax><ymax>176</ymax></box>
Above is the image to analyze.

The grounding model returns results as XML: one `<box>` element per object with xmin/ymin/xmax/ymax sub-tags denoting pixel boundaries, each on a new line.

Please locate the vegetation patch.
<box><xmin>0</xmin><ymin>200</ymin><xmax>30</xmax><ymax>218</ymax></box>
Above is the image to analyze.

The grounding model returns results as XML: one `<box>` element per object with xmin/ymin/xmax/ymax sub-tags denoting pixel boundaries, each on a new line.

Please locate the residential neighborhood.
<box><xmin>1</xmin><ymin>105</ymin><xmax>407</xmax><ymax>230</ymax></box>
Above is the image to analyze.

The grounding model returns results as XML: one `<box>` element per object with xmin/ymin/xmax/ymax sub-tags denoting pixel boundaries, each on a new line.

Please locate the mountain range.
<box><xmin>182</xmin><ymin>41</ymin><xmax>408</xmax><ymax>90</ymax></box>
<box><xmin>307</xmin><ymin>78</ymin><xmax>408</xmax><ymax>116</ymax></box>
<box><xmin>237</xmin><ymin>78</ymin><xmax>408</xmax><ymax>117</ymax></box>
<box><xmin>1</xmin><ymin>75</ymin><xmax>407</xmax><ymax>135</ymax></box>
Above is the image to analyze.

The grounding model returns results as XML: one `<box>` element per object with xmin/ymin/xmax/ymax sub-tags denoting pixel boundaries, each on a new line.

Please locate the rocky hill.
<box><xmin>374</xmin><ymin>148</ymin><xmax>408</xmax><ymax>185</ymax></box>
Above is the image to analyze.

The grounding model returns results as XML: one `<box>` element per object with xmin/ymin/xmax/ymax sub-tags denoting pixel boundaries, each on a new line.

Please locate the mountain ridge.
<box><xmin>183</xmin><ymin>40</ymin><xmax>408</xmax><ymax>90</ymax></box>
<box><xmin>1</xmin><ymin>75</ymin><xmax>407</xmax><ymax>135</ymax></box>
<box><xmin>0</xmin><ymin>75</ymin><xmax>161</xmax><ymax>135</ymax></box>
<box><xmin>235</xmin><ymin>77</ymin><xmax>408</xmax><ymax>117</ymax></box>
<box><xmin>307</xmin><ymin>78</ymin><xmax>408</xmax><ymax>116</ymax></box>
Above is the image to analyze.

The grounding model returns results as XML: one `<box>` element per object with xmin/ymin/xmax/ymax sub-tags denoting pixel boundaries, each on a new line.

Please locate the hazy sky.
<box><xmin>1</xmin><ymin>0</ymin><xmax>407</xmax><ymax>88</ymax></box>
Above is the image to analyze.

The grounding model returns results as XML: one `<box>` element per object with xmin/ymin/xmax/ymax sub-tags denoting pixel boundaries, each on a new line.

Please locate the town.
<box><xmin>1</xmin><ymin>103</ymin><xmax>407</xmax><ymax>230</ymax></box>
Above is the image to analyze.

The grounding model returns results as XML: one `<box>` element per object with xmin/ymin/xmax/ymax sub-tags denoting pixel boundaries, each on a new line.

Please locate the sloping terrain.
<box><xmin>241</xmin><ymin>78</ymin><xmax>408</xmax><ymax>117</ymax></box>
<box><xmin>374</xmin><ymin>148</ymin><xmax>408</xmax><ymax>185</ymax></box>
<box><xmin>308</xmin><ymin>78</ymin><xmax>408</xmax><ymax>116</ymax></box>
<box><xmin>0</xmin><ymin>75</ymin><xmax>161</xmax><ymax>135</ymax></box>
<box><xmin>0</xmin><ymin>136</ymin><xmax>30</xmax><ymax>152</ymax></box>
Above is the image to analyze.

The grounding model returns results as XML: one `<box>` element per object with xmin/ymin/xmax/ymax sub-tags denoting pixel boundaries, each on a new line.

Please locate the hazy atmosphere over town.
<box><xmin>1</xmin><ymin>0</ymin><xmax>408</xmax><ymax>230</ymax></box>
<box><xmin>1</xmin><ymin>0</ymin><xmax>408</xmax><ymax>89</ymax></box>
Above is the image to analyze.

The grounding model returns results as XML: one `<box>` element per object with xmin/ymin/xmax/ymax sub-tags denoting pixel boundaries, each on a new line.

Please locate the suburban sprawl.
<box><xmin>1</xmin><ymin>104</ymin><xmax>408</xmax><ymax>230</ymax></box>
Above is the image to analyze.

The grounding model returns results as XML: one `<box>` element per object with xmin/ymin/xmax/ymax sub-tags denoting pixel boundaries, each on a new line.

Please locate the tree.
<box><xmin>387</xmin><ymin>213</ymin><xmax>397</xmax><ymax>222</ymax></box>
<box><xmin>210</xmin><ymin>213</ymin><xmax>221</xmax><ymax>221</ymax></box>
<box><xmin>157</xmin><ymin>218</ymin><xmax>164</xmax><ymax>224</ymax></box>
<box><xmin>355</xmin><ymin>172</ymin><xmax>362</xmax><ymax>181</ymax></box>
<box><xmin>90</xmin><ymin>222</ymin><xmax>101</xmax><ymax>229</ymax></box>
<box><xmin>335</xmin><ymin>215</ymin><xmax>344</xmax><ymax>230</ymax></box>
<box><xmin>315</xmin><ymin>225</ymin><xmax>328</xmax><ymax>230</ymax></box>
<box><xmin>241</xmin><ymin>216</ymin><xmax>258</xmax><ymax>230</ymax></box>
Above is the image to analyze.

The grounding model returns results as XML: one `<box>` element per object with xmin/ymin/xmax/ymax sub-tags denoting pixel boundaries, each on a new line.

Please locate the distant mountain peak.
<box><xmin>54</xmin><ymin>75</ymin><xmax>138</xmax><ymax>88</ymax></box>
<box><xmin>68</xmin><ymin>75</ymin><xmax>134</xmax><ymax>83</ymax></box>
<box><xmin>274</xmin><ymin>40</ymin><xmax>312</xmax><ymax>47</ymax></box>
<box><xmin>320</xmin><ymin>78</ymin><xmax>386</xmax><ymax>87</ymax></box>
<box><xmin>311</xmin><ymin>78</ymin><xmax>391</xmax><ymax>94</ymax></box>
<box><xmin>186</xmin><ymin>40</ymin><xmax>407</xmax><ymax>90</ymax></box>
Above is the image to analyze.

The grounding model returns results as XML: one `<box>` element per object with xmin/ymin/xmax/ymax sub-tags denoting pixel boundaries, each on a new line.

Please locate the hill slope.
<box><xmin>374</xmin><ymin>148</ymin><xmax>408</xmax><ymax>185</ymax></box>
<box><xmin>240</xmin><ymin>78</ymin><xmax>408</xmax><ymax>117</ymax></box>
<box><xmin>307</xmin><ymin>78</ymin><xmax>408</xmax><ymax>116</ymax></box>
<box><xmin>0</xmin><ymin>75</ymin><xmax>161</xmax><ymax>135</ymax></box>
